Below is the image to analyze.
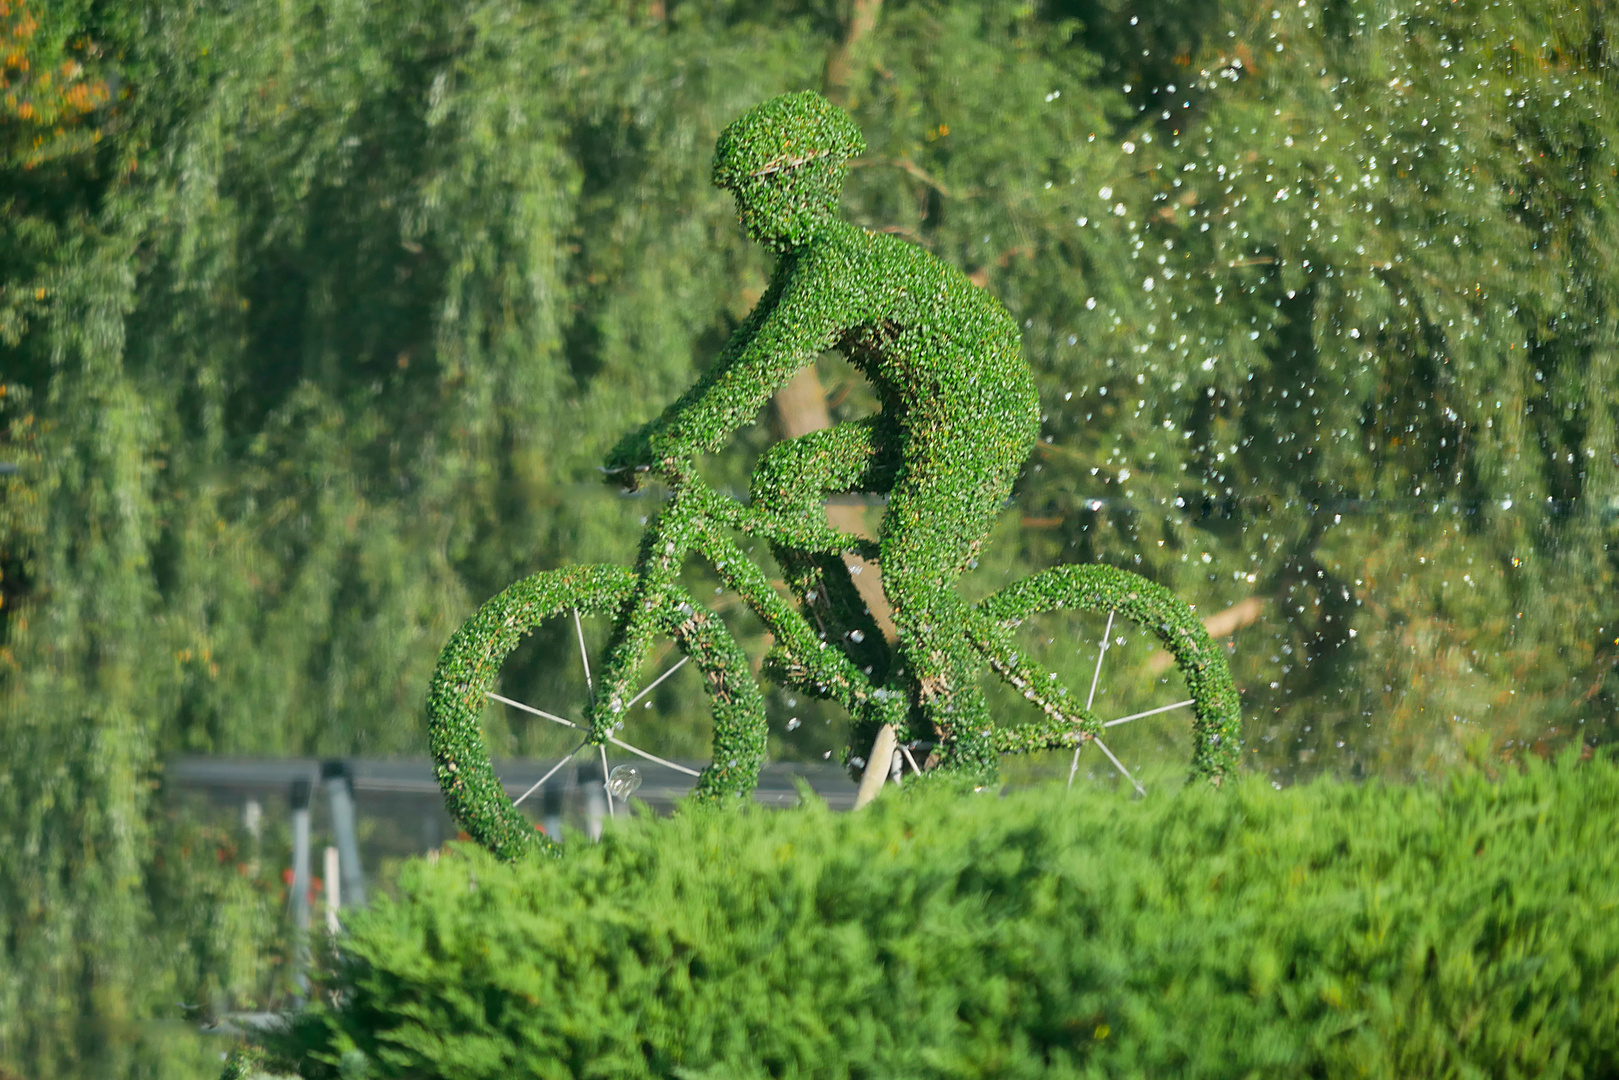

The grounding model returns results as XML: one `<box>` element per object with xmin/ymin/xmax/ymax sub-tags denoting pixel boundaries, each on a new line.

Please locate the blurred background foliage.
<box><xmin>1</xmin><ymin>0</ymin><xmax>1615</xmax><ymax>1074</ymax></box>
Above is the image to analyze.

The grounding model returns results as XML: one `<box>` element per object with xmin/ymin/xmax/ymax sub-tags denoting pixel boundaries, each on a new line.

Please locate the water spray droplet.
<box><xmin>606</xmin><ymin>765</ymin><xmax>642</xmax><ymax>799</ymax></box>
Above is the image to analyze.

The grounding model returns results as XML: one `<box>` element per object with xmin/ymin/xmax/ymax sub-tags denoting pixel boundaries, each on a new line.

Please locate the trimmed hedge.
<box><xmin>264</xmin><ymin>758</ymin><xmax>1619</xmax><ymax>1078</ymax></box>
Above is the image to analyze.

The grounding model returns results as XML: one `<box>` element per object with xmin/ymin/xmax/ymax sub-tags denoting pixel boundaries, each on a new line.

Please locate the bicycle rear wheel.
<box><xmin>966</xmin><ymin>564</ymin><xmax>1241</xmax><ymax>790</ymax></box>
<box><xmin>427</xmin><ymin>565</ymin><xmax>765</xmax><ymax>861</ymax></box>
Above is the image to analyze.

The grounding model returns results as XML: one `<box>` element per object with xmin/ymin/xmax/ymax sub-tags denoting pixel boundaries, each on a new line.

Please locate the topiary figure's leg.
<box><xmin>877</xmin><ymin>401</ymin><xmax>1032</xmax><ymax>783</ymax></box>
<box><xmin>750</xmin><ymin>416</ymin><xmax>897</xmax><ymax>681</ymax></box>
<box><xmin>878</xmin><ymin>559</ymin><xmax>995</xmax><ymax>779</ymax></box>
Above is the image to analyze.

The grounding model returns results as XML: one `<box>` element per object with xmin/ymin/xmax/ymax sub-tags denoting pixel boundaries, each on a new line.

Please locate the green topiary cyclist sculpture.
<box><xmin>427</xmin><ymin>91</ymin><xmax>1240</xmax><ymax>861</ymax></box>
<box><xmin>605</xmin><ymin>90</ymin><xmax>1039</xmax><ymax>776</ymax></box>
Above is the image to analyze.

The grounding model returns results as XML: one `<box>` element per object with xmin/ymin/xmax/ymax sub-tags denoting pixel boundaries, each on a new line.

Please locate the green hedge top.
<box><xmin>267</xmin><ymin>758</ymin><xmax>1619</xmax><ymax>1079</ymax></box>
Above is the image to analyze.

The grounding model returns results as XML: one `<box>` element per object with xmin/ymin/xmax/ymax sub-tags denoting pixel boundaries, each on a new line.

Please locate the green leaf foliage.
<box><xmin>3</xmin><ymin>0</ymin><xmax>1618</xmax><ymax>1073</ymax></box>
<box><xmin>269</xmin><ymin>758</ymin><xmax>1619</xmax><ymax>1079</ymax></box>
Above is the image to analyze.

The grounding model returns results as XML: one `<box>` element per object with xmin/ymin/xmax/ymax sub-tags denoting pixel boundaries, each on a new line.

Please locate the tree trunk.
<box><xmin>823</xmin><ymin>0</ymin><xmax>883</xmax><ymax>104</ymax></box>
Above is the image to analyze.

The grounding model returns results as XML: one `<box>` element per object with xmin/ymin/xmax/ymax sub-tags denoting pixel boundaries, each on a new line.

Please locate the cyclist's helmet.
<box><xmin>711</xmin><ymin>90</ymin><xmax>866</xmax><ymax>190</ymax></box>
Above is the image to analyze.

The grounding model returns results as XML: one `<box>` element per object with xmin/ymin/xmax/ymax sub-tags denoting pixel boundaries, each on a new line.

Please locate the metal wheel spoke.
<box><xmin>573</xmin><ymin>608</ymin><xmax>595</xmax><ymax>703</ymax></box>
<box><xmin>1092</xmin><ymin>735</ymin><xmax>1146</xmax><ymax>797</ymax></box>
<box><xmin>511</xmin><ymin>739</ymin><xmax>588</xmax><ymax>807</ymax></box>
<box><xmin>606</xmin><ymin>735</ymin><xmax>701</xmax><ymax>777</ymax></box>
<box><xmin>502</xmin><ymin>610</ymin><xmax>700</xmax><ymax>818</ymax></box>
<box><xmin>1104</xmin><ymin>698</ymin><xmax>1195</xmax><ymax>727</ymax></box>
<box><xmin>625</xmin><ymin>656</ymin><xmax>690</xmax><ymax>709</ymax></box>
<box><xmin>1070</xmin><ymin>608</ymin><xmax>1116</xmax><ymax>790</ymax></box>
<box><xmin>1085</xmin><ymin>608</ymin><xmax>1116</xmax><ymax>711</ymax></box>
<box><xmin>486</xmin><ymin>691</ymin><xmax>580</xmax><ymax>730</ymax></box>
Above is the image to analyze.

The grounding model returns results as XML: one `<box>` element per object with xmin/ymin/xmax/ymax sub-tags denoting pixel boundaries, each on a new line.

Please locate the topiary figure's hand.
<box><xmin>603</xmin><ymin>423</ymin><xmax>682</xmax><ymax>491</ymax></box>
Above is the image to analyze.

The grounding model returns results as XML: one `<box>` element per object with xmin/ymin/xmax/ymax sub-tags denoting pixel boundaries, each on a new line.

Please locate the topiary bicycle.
<box><xmin>426</xmin><ymin>462</ymin><xmax>1241</xmax><ymax>862</ymax></box>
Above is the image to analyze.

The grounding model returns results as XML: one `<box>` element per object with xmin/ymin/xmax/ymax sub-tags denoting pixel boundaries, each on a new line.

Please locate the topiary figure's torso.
<box><xmin>651</xmin><ymin>221</ymin><xmax>1035</xmax><ymax>468</ymax></box>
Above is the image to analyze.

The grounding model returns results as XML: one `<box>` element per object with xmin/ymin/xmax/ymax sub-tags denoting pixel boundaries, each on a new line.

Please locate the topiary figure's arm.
<box><xmin>604</xmin><ymin>262</ymin><xmax>844</xmax><ymax>481</ymax></box>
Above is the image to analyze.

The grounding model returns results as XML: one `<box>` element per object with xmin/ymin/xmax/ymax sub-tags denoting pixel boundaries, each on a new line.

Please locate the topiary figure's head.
<box><xmin>712</xmin><ymin>91</ymin><xmax>865</xmax><ymax>253</ymax></box>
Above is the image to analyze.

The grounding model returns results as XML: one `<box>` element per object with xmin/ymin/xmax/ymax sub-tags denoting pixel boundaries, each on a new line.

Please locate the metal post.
<box><xmin>542</xmin><ymin>779</ymin><xmax>566</xmax><ymax>844</ymax></box>
<box><xmin>323</xmin><ymin>846</ymin><xmax>342</xmax><ymax>935</ymax></box>
<box><xmin>289</xmin><ymin>778</ymin><xmax>312</xmax><ymax>995</ymax></box>
<box><xmin>321</xmin><ymin>760</ymin><xmax>367</xmax><ymax>908</ymax></box>
<box><xmin>580</xmin><ymin>761</ymin><xmax>605</xmax><ymax>842</ymax></box>
<box><xmin>243</xmin><ymin>797</ymin><xmax>263</xmax><ymax>877</ymax></box>
<box><xmin>243</xmin><ymin>798</ymin><xmax>262</xmax><ymax>842</ymax></box>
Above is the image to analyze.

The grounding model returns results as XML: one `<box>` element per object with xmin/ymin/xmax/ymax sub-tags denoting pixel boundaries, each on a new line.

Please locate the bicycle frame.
<box><xmin>585</xmin><ymin>469</ymin><xmax>1109</xmax><ymax>768</ymax></box>
<box><xmin>588</xmin><ymin>471</ymin><xmax>909</xmax><ymax>750</ymax></box>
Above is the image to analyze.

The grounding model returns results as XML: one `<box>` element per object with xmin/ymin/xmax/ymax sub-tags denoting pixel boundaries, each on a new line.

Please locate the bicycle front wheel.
<box><xmin>967</xmin><ymin>564</ymin><xmax>1241</xmax><ymax>791</ymax></box>
<box><xmin>427</xmin><ymin>565</ymin><xmax>765</xmax><ymax>861</ymax></box>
